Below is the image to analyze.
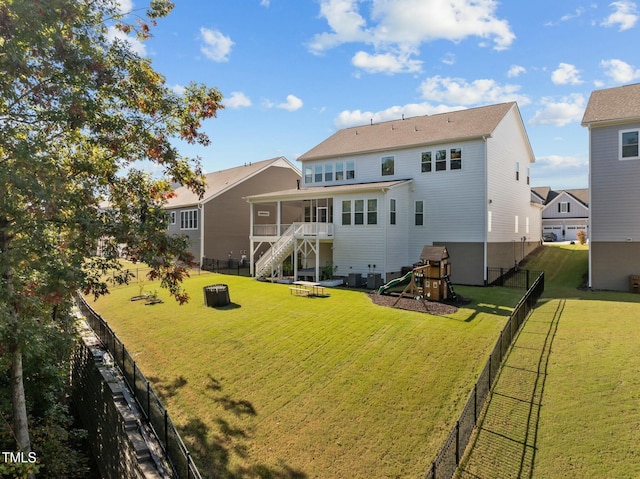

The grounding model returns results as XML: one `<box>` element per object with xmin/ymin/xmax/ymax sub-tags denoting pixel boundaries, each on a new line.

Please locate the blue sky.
<box><xmin>117</xmin><ymin>0</ymin><xmax>640</xmax><ymax>190</ymax></box>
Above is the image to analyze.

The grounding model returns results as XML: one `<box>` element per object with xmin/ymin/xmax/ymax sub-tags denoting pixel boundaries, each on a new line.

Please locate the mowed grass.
<box><xmin>86</xmin><ymin>271</ymin><xmax>523</xmax><ymax>478</ymax></box>
<box><xmin>501</xmin><ymin>244</ymin><xmax>640</xmax><ymax>478</ymax></box>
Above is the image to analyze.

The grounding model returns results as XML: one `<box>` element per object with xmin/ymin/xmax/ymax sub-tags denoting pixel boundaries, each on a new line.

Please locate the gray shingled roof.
<box><xmin>299</xmin><ymin>102</ymin><xmax>517</xmax><ymax>161</ymax></box>
<box><xmin>166</xmin><ymin>157</ymin><xmax>296</xmax><ymax>208</ymax></box>
<box><xmin>582</xmin><ymin>83</ymin><xmax>640</xmax><ymax>125</ymax></box>
<box><xmin>245</xmin><ymin>179</ymin><xmax>412</xmax><ymax>202</ymax></box>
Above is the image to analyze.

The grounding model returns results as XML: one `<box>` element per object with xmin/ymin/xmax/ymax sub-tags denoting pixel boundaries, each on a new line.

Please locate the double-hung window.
<box><xmin>342</xmin><ymin>201</ymin><xmax>351</xmax><ymax>225</ymax></box>
<box><xmin>304</xmin><ymin>166</ymin><xmax>313</xmax><ymax>184</ymax></box>
<box><xmin>389</xmin><ymin>199</ymin><xmax>396</xmax><ymax>225</ymax></box>
<box><xmin>314</xmin><ymin>165</ymin><xmax>323</xmax><ymax>183</ymax></box>
<box><xmin>559</xmin><ymin>202</ymin><xmax>570</xmax><ymax>213</ymax></box>
<box><xmin>336</xmin><ymin>162</ymin><xmax>344</xmax><ymax>181</ymax></box>
<box><xmin>367</xmin><ymin>199</ymin><xmax>377</xmax><ymax>225</ymax></box>
<box><xmin>354</xmin><ymin>200</ymin><xmax>364</xmax><ymax>225</ymax></box>
<box><xmin>421</xmin><ymin>151</ymin><xmax>432</xmax><ymax>172</ymax></box>
<box><xmin>415</xmin><ymin>201</ymin><xmax>424</xmax><ymax>226</ymax></box>
<box><xmin>325</xmin><ymin>164</ymin><xmax>333</xmax><ymax>182</ymax></box>
<box><xmin>450</xmin><ymin>148</ymin><xmax>462</xmax><ymax>170</ymax></box>
<box><xmin>180</xmin><ymin>209</ymin><xmax>198</xmax><ymax>230</ymax></box>
<box><xmin>346</xmin><ymin>160</ymin><xmax>355</xmax><ymax>180</ymax></box>
<box><xmin>381</xmin><ymin>156</ymin><xmax>394</xmax><ymax>176</ymax></box>
<box><xmin>435</xmin><ymin>150</ymin><xmax>447</xmax><ymax>171</ymax></box>
<box><xmin>621</xmin><ymin>129</ymin><xmax>639</xmax><ymax>160</ymax></box>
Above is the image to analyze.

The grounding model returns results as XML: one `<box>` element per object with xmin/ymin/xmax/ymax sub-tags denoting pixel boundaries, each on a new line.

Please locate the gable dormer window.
<box><xmin>621</xmin><ymin>129</ymin><xmax>639</xmax><ymax>160</ymax></box>
<box><xmin>381</xmin><ymin>156</ymin><xmax>394</xmax><ymax>176</ymax></box>
<box><xmin>559</xmin><ymin>202</ymin><xmax>570</xmax><ymax>214</ymax></box>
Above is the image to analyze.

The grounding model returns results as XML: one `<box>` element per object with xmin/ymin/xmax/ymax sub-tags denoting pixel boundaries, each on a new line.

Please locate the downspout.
<box><xmin>483</xmin><ymin>136</ymin><xmax>488</xmax><ymax>285</ymax></box>
<box><xmin>587</xmin><ymin>125</ymin><xmax>593</xmax><ymax>289</ymax></box>
<box><xmin>199</xmin><ymin>202</ymin><xmax>204</xmax><ymax>268</ymax></box>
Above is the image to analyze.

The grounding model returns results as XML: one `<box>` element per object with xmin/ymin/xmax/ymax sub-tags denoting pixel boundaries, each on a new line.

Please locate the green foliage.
<box><xmin>0</xmin><ymin>0</ymin><xmax>222</xmax><ymax>462</ymax></box>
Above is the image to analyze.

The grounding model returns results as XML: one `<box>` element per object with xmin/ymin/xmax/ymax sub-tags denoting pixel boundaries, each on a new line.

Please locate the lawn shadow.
<box><xmin>177</xmin><ymin>375</ymin><xmax>307</xmax><ymax>479</ymax></box>
<box><xmin>146</xmin><ymin>374</ymin><xmax>188</xmax><ymax>400</ymax></box>
<box><xmin>455</xmin><ymin>299</ymin><xmax>563</xmax><ymax>479</ymax></box>
<box><xmin>212</xmin><ymin>302</ymin><xmax>242</xmax><ymax>310</ymax></box>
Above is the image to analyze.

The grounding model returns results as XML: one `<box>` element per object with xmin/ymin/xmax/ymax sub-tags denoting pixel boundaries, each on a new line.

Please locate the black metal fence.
<box><xmin>424</xmin><ymin>271</ymin><xmax>545</xmax><ymax>479</ymax></box>
<box><xmin>487</xmin><ymin>267</ymin><xmax>542</xmax><ymax>290</ymax></box>
<box><xmin>201</xmin><ymin>257</ymin><xmax>251</xmax><ymax>276</ymax></box>
<box><xmin>74</xmin><ymin>293</ymin><xmax>202</xmax><ymax>479</ymax></box>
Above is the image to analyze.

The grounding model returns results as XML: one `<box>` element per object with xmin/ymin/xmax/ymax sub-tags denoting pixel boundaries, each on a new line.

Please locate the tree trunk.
<box><xmin>10</xmin><ymin>340</ymin><xmax>31</xmax><ymax>454</ymax></box>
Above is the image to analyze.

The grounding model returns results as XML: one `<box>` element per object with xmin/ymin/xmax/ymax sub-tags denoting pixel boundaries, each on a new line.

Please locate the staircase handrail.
<box><xmin>255</xmin><ymin>223</ymin><xmax>296</xmax><ymax>277</ymax></box>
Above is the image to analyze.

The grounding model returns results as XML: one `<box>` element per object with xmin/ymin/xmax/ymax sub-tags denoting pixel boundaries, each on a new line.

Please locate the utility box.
<box><xmin>630</xmin><ymin>275</ymin><xmax>640</xmax><ymax>293</ymax></box>
<box><xmin>367</xmin><ymin>273</ymin><xmax>383</xmax><ymax>290</ymax></box>
<box><xmin>347</xmin><ymin>273</ymin><xmax>363</xmax><ymax>288</ymax></box>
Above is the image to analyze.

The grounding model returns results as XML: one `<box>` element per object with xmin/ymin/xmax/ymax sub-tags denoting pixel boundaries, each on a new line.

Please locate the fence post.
<box><xmin>455</xmin><ymin>420</ymin><xmax>460</xmax><ymax>465</ymax></box>
<box><xmin>474</xmin><ymin>383</ymin><xmax>477</xmax><ymax>422</ymax></box>
<box><xmin>164</xmin><ymin>410</ymin><xmax>169</xmax><ymax>451</ymax></box>
<box><xmin>500</xmin><ymin>268</ymin><xmax>504</xmax><ymax>286</ymax></box>
<box><xmin>526</xmin><ymin>269</ymin><xmax>530</xmax><ymax>290</ymax></box>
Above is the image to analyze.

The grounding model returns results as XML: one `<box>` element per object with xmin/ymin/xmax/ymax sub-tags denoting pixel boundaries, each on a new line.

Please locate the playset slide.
<box><xmin>377</xmin><ymin>270</ymin><xmax>413</xmax><ymax>295</ymax></box>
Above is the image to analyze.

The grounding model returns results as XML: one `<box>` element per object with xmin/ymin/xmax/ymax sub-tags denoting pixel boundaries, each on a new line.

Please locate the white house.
<box><xmin>582</xmin><ymin>83</ymin><xmax>640</xmax><ymax>291</ymax></box>
<box><xmin>532</xmin><ymin>187</ymin><xmax>589</xmax><ymax>241</ymax></box>
<box><xmin>247</xmin><ymin>102</ymin><xmax>541</xmax><ymax>286</ymax></box>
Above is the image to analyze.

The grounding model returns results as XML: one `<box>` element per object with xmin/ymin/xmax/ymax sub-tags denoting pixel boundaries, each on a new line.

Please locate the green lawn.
<box><xmin>458</xmin><ymin>244</ymin><xmax>640</xmax><ymax>478</ymax></box>
<box><xmin>86</xmin><ymin>271</ymin><xmax>523</xmax><ymax>478</ymax></box>
<box><xmin>526</xmin><ymin>244</ymin><xmax>640</xmax><ymax>478</ymax></box>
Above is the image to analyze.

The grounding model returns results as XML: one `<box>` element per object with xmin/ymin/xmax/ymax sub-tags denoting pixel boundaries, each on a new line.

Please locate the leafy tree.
<box><xmin>0</xmin><ymin>0</ymin><xmax>223</xmax><ymax>467</ymax></box>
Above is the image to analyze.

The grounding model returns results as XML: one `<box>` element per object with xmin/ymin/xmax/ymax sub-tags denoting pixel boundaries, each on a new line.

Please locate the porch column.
<box><xmin>315</xmin><ymin>236</ymin><xmax>320</xmax><ymax>282</ymax></box>
<box><xmin>293</xmin><ymin>238</ymin><xmax>299</xmax><ymax>280</ymax></box>
<box><xmin>249</xmin><ymin>202</ymin><xmax>255</xmax><ymax>276</ymax></box>
<box><xmin>277</xmin><ymin>200</ymin><xmax>282</xmax><ymax>236</ymax></box>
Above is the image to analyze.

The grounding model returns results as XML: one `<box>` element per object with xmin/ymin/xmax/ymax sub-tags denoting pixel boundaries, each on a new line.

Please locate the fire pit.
<box><xmin>203</xmin><ymin>284</ymin><xmax>230</xmax><ymax>307</ymax></box>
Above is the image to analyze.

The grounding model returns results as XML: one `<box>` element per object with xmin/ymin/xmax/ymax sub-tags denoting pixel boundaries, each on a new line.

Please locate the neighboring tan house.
<box><xmin>165</xmin><ymin>157</ymin><xmax>300</xmax><ymax>266</ymax></box>
<box><xmin>582</xmin><ymin>82</ymin><xmax>640</xmax><ymax>291</ymax></box>
<box><xmin>247</xmin><ymin>102</ymin><xmax>542</xmax><ymax>285</ymax></box>
<box><xmin>532</xmin><ymin>187</ymin><xmax>589</xmax><ymax>241</ymax></box>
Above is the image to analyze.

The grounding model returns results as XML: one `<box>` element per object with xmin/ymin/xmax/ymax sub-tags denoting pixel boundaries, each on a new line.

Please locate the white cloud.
<box><xmin>171</xmin><ymin>84</ymin><xmax>186</xmax><ymax>95</ymax></box>
<box><xmin>351</xmin><ymin>51</ymin><xmax>422</xmax><ymax>74</ymax></box>
<box><xmin>529</xmin><ymin>94</ymin><xmax>586</xmax><ymax>127</ymax></box>
<box><xmin>507</xmin><ymin>65</ymin><xmax>526</xmax><ymax>78</ymax></box>
<box><xmin>116</xmin><ymin>0</ymin><xmax>133</xmax><ymax>14</ymax></box>
<box><xmin>441</xmin><ymin>53</ymin><xmax>456</xmax><ymax>66</ymax></box>
<box><xmin>277</xmin><ymin>95</ymin><xmax>304</xmax><ymax>111</ymax></box>
<box><xmin>260</xmin><ymin>0</ymin><xmax>270</xmax><ymax>6</ymax></box>
<box><xmin>418</xmin><ymin>75</ymin><xmax>530</xmax><ymax>106</ymax></box>
<box><xmin>535</xmin><ymin>154</ymin><xmax>588</xmax><ymax>170</ymax></box>
<box><xmin>561</xmin><ymin>7</ymin><xmax>586</xmax><ymax>22</ymax></box>
<box><xmin>308</xmin><ymin>0</ymin><xmax>515</xmax><ymax>74</ymax></box>
<box><xmin>602</xmin><ymin>1</ymin><xmax>639</xmax><ymax>31</ymax></box>
<box><xmin>106</xmin><ymin>25</ymin><xmax>146</xmax><ymax>56</ymax></box>
<box><xmin>200</xmin><ymin>27</ymin><xmax>234</xmax><ymax>62</ymax></box>
<box><xmin>334</xmin><ymin>102</ymin><xmax>466</xmax><ymax>129</ymax></box>
<box><xmin>532</xmin><ymin>154</ymin><xmax>589</xmax><ymax>189</ymax></box>
<box><xmin>225</xmin><ymin>91</ymin><xmax>252</xmax><ymax>109</ymax></box>
<box><xmin>600</xmin><ymin>58</ymin><xmax>640</xmax><ymax>83</ymax></box>
<box><xmin>551</xmin><ymin>63</ymin><xmax>583</xmax><ymax>85</ymax></box>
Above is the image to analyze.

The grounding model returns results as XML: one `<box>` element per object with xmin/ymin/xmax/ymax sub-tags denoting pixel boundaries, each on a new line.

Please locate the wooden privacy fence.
<box><xmin>424</xmin><ymin>272</ymin><xmax>545</xmax><ymax>479</ymax></box>
<box><xmin>75</xmin><ymin>293</ymin><xmax>202</xmax><ymax>479</ymax></box>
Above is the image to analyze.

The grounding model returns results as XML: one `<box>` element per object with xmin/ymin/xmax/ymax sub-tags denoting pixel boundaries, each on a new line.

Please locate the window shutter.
<box><xmin>558</xmin><ymin>203</ymin><xmax>561</xmax><ymax>213</ymax></box>
<box><xmin>568</xmin><ymin>203</ymin><xmax>571</xmax><ymax>213</ymax></box>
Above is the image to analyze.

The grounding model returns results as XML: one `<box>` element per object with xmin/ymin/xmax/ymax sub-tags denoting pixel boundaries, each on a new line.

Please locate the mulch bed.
<box><xmin>368</xmin><ymin>292</ymin><xmax>459</xmax><ymax>315</ymax></box>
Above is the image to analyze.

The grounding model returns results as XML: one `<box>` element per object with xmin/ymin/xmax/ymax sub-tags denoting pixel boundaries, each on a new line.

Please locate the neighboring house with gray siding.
<box><xmin>165</xmin><ymin>157</ymin><xmax>300</xmax><ymax>266</ymax></box>
<box><xmin>532</xmin><ymin>187</ymin><xmax>589</xmax><ymax>241</ymax></box>
<box><xmin>247</xmin><ymin>102</ymin><xmax>541</xmax><ymax>285</ymax></box>
<box><xmin>582</xmin><ymin>82</ymin><xmax>640</xmax><ymax>291</ymax></box>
